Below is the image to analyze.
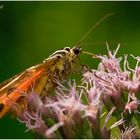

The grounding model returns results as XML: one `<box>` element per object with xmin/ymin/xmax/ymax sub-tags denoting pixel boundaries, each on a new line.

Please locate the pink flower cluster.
<box><xmin>14</xmin><ymin>44</ymin><xmax>140</xmax><ymax>139</ymax></box>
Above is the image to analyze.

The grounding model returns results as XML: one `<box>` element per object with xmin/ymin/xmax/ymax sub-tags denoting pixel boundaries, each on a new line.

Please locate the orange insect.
<box><xmin>0</xmin><ymin>13</ymin><xmax>113</xmax><ymax>118</ymax></box>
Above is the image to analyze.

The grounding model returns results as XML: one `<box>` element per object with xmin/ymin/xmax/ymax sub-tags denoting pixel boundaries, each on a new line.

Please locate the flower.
<box><xmin>12</xmin><ymin>44</ymin><xmax>140</xmax><ymax>139</ymax></box>
<box><xmin>121</xmin><ymin>125</ymin><xmax>140</xmax><ymax>139</ymax></box>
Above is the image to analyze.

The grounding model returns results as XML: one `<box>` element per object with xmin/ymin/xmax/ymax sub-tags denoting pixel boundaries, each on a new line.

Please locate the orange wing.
<box><xmin>0</xmin><ymin>59</ymin><xmax>56</xmax><ymax>118</ymax></box>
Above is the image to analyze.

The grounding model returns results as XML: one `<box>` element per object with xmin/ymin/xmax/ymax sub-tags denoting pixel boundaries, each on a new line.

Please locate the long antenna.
<box><xmin>76</xmin><ymin>12</ymin><xmax>114</xmax><ymax>45</ymax></box>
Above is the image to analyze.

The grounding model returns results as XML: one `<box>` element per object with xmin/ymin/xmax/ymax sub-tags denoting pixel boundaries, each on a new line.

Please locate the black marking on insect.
<box><xmin>7</xmin><ymin>87</ymin><xmax>16</xmax><ymax>96</ymax></box>
<box><xmin>0</xmin><ymin>103</ymin><xmax>4</xmax><ymax>112</ymax></box>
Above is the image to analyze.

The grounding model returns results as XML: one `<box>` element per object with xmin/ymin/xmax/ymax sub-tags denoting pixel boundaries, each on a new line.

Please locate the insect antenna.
<box><xmin>76</xmin><ymin>12</ymin><xmax>114</xmax><ymax>45</ymax></box>
<box><xmin>76</xmin><ymin>13</ymin><xmax>115</xmax><ymax>59</ymax></box>
<box><xmin>79</xmin><ymin>41</ymin><xmax>124</xmax><ymax>47</ymax></box>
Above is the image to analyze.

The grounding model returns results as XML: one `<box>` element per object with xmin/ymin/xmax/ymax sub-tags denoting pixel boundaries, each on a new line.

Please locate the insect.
<box><xmin>0</xmin><ymin>13</ymin><xmax>114</xmax><ymax>119</ymax></box>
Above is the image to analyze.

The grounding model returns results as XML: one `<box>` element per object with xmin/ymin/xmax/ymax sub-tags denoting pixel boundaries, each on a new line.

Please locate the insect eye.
<box><xmin>73</xmin><ymin>47</ymin><xmax>81</xmax><ymax>55</ymax></box>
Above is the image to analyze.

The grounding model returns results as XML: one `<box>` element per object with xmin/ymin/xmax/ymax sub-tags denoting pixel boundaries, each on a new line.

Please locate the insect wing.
<box><xmin>0</xmin><ymin>58</ymin><xmax>57</xmax><ymax>118</ymax></box>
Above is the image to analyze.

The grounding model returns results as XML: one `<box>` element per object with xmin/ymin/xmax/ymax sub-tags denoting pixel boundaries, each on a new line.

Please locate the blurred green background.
<box><xmin>0</xmin><ymin>1</ymin><xmax>140</xmax><ymax>138</ymax></box>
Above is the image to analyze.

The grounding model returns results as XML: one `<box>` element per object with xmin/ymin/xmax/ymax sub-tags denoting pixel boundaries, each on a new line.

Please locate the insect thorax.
<box><xmin>44</xmin><ymin>46</ymin><xmax>82</xmax><ymax>78</ymax></box>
